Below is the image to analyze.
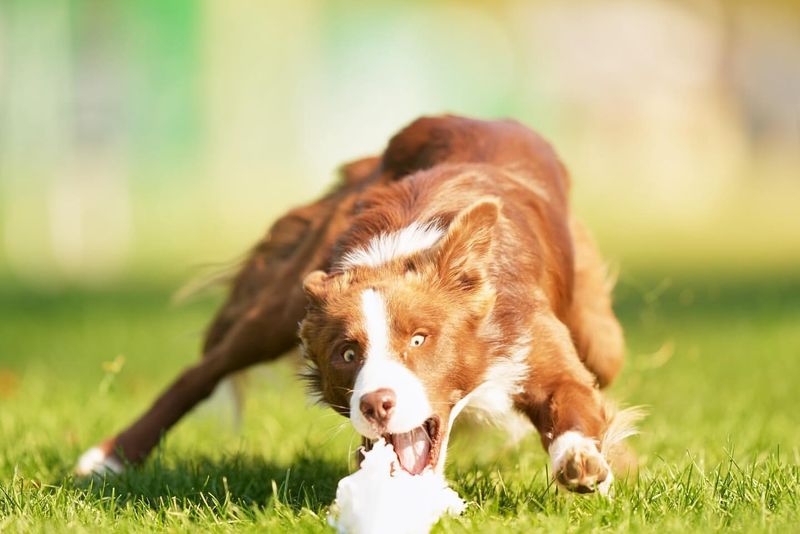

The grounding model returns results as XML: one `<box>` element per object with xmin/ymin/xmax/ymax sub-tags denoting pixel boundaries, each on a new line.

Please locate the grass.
<box><xmin>1</xmin><ymin>270</ymin><xmax>799</xmax><ymax>532</ymax></box>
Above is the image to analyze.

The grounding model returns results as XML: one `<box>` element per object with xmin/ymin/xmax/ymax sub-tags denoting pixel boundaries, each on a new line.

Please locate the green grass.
<box><xmin>1</xmin><ymin>271</ymin><xmax>799</xmax><ymax>532</ymax></box>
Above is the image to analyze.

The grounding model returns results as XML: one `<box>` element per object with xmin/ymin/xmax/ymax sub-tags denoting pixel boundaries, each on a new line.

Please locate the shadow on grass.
<box><xmin>69</xmin><ymin>451</ymin><xmax>347</xmax><ymax>514</ymax></box>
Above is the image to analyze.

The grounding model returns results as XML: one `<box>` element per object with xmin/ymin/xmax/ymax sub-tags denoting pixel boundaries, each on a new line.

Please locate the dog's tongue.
<box><xmin>392</xmin><ymin>427</ymin><xmax>430</xmax><ymax>475</ymax></box>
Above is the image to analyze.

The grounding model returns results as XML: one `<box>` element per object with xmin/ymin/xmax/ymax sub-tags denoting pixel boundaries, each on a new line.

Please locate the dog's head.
<box><xmin>299</xmin><ymin>200</ymin><xmax>500</xmax><ymax>474</ymax></box>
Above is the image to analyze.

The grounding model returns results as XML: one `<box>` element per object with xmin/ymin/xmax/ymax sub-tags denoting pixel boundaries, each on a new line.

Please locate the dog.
<box><xmin>77</xmin><ymin>115</ymin><xmax>636</xmax><ymax>494</ymax></box>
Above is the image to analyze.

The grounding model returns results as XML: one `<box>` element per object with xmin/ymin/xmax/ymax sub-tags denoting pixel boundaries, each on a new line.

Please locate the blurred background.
<box><xmin>1</xmin><ymin>4</ymin><xmax>800</xmax><ymax>522</ymax></box>
<box><xmin>1</xmin><ymin>0</ymin><xmax>798</xmax><ymax>288</ymax></box>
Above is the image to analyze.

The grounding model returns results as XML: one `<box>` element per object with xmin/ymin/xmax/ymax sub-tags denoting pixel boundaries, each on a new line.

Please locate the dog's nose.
<box><xmin>359</xmin><ymin>388</ymin><xmax>396</xmax><ymax>428</ymax></box>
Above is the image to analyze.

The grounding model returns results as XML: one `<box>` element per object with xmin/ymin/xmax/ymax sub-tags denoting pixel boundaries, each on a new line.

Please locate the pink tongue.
<box><xmin>393</xmin><ymin>427</ymin><xmax>431</xmax><ymax>475</ymax></box>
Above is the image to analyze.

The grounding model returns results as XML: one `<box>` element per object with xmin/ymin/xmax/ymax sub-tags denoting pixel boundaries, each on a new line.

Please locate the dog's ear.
<box><xmin>435</xmin><ymin>199</ymin><xmax>500</xmax><ymax>292</ymax></box>
<box><xmin>302</xmin><ymin>270</ymin><xmax>330</xmax><ymax>303</ymax></box>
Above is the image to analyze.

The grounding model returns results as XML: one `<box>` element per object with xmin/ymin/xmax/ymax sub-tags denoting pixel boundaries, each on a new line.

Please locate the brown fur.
<box><xmin>84</xmin><ymin>115</ymin><xmax>626</xmax><ymax>486</ymax></box>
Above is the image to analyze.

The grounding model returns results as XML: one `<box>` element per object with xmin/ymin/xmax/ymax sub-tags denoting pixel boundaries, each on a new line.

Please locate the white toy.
<box><xmin>328</xmin><ymin>438</ymin><xmax>466</xmax><ymax>534</ymax></box>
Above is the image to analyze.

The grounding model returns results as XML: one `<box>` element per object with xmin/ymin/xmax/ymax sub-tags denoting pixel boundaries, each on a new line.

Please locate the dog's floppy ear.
<box><xmin>435</xmin><ymin>198</ymin><xmax>500</xmax><ymax>292</ymax></box>
<box><xmin>302</xmin><ymin>270</ymin><xmax>330</xmax><ymax>303</ymax></box>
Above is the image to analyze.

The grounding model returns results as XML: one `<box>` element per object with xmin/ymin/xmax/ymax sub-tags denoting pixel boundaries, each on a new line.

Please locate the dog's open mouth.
<box><xmin>381</xmin><ymin>416</ymin><xmax>441</xmax><ymax>475</ymax></box>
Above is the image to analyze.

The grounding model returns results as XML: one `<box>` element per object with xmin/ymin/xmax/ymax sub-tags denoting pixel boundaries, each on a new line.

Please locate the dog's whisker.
<box><xmin>319</xmin><ymin>422</ymin><xmax>353</xmax><ymax>447</ymax></box>
<box><xmin>346</xmin><ymin>432</ymin><xmax>360</xmax><ymax>471</ymax></box>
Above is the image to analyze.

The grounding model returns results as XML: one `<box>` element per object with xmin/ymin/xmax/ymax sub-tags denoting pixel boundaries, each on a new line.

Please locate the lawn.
<box><xmin>1</xmin><ymin>271</ymin><xmax>799</xmax><ymax>532</ymax></box>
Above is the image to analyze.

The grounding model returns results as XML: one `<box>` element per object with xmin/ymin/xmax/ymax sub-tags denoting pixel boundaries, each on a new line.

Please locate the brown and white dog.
<box><xmin>77</xmin><ymin>115</ymin><xmax>636</xmax><ymax>494</ymax></box>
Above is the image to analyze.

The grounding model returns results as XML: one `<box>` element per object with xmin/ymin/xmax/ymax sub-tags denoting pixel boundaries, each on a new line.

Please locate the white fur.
<box><xmin>75</xmin><ymin>446</ymin><xmax>123</xmax><ymax>476</ymax></box>
<box><xmin>549</xmin><ymin>431</ymin><xmax>613</xmax><ymax>496</ymax></box>
<box><xmin>350</xmin><ymin>290</ymin><xmax>432</xmax><ymax>438</ymax></box>
<box><xmin>461</xmin><ymin>340</ymin><xmax>530</xmax><ymax>422</ymax></box>
<box><xmin>601</xmin><ymin>405</ymin><xmax>647</xmax><ymax>455</ymax></box>
<box><xmin>362</xmin><ymin>289</ymin><xmax>390</xmax><ymax>359</ymax></box>
<box><xmin>548</xmin><ymin>431</ymin><xmax>589</xmax><ymax>470</ymax></box>
<box><xmin>339</xmin><ymin>222</ymin><xmax>444</xmax><ymax>269</ymax></box>
<box><xmin>435</xmin><ymin>340</ymin><xmax>532</xmax><ymax>473</ymax></box>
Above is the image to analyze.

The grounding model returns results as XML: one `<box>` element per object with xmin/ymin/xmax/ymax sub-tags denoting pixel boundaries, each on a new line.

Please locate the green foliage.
<box><xmin>1</xmin><ymin>273</ymin><xmax>799</xmax><ymax>532</ymax></box>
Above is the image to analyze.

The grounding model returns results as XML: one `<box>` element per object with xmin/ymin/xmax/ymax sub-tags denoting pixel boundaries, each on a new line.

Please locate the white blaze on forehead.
<box><xmin>339</xmin><ymin>222</ymin><xmax>444</xmax><ymax>269</ymax></box>
<box><xmin>361</xmin><ymin>289</ymin><xmax>390</xmax><ymax>360</ymax></box>
<box><xmin>350</xmin><ymin>289</ymin><xmax>433</xmax><ymax>438</ymax></box>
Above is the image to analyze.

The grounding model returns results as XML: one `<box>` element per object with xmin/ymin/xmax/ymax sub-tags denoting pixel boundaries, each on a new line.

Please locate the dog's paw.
<box><xmin>549</xmin><ymin>431</ymin><xmax>612</xmax><ymax>495</ymax></box>
<box><xmin>75</xmin><ymin>441</ymin><xmax>124</xmax><ymax>476</ymax></box>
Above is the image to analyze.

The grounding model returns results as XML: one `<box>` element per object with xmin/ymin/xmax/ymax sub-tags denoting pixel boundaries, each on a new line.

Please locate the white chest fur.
<box><xmin>438</xmin><ymin>342</ymin><xmax>534</xmax><ymax>473</ymax></box>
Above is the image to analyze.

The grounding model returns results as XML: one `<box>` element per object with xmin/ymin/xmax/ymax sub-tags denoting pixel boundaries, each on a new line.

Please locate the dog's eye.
<box><xmin>342</xmin><ymin>347</ymin><xmax>357</xmax><ymax>363</ymax></box>
<box><xmin>410</xmin><ymin>334</ymin><xmax>426</xmax><ymax>347</ymax></box>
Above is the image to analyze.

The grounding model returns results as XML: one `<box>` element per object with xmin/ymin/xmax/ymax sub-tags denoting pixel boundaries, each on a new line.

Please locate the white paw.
<box><xmin>549</xmin><ymin>431</ymin><xmax>612</xmax><ymax>495</ymax></box>
<box><xmin>75</xmin><ymin>446</ymin><xmax>124</xmax><ymax>476</ymax></box>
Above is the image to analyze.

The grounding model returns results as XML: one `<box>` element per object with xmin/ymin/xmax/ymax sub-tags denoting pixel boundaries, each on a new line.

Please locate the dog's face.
<box><xmin>299</xmin><ymin>200</ymin><xmax>499</xmax><ymax>474</ymax></box>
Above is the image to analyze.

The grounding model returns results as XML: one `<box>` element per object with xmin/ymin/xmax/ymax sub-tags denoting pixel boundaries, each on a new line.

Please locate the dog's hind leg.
<box><xmin>566</xmin><ymin>216</ymin><xmax>624</xmax><ymax>388</ymax></box>
<box><xmin>77</xmin><ymin>304</ymin><xmax>302</xmax><ymax>475</ymax></box>
<box><xmin>74</xmin><ymin>164</ymin><xmax>378</xmax><ymax>475</ymax></box>
<box><xmin>76</xmin><ymin>255</ymin><xmax>311</xmax><ymax>474</ymax></box>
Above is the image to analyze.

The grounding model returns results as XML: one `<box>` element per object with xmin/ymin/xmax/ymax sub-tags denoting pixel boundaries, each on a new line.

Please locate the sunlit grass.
<box><xmin>1</xmin><ymin>272</ymin><xmax>799</xmax><ymax>532</ymax></box>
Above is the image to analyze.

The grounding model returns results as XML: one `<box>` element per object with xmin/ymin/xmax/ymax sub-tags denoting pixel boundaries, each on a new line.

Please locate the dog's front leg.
<box><xmin>532</xmin><ymin>382</ymin><xmax>612</xmax><ymax>495</ymax></box>
<box><xmin>515</xmin><ymin>311</ymin><xmax>613</xmax><ymax>495</ymax></box>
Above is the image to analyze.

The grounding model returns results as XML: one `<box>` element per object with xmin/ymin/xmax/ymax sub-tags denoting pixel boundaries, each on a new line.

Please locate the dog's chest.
<box><xmin>449</xmin><ymin>344</ymin><xmax>533</xmax><ymax>441</ymax></box>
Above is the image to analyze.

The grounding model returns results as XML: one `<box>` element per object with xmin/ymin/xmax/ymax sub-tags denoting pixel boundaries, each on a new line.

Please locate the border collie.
<box><xmin>77</xmin><ymin>115</ymin><xmax>638</xmax><ymax>495</ymax></box>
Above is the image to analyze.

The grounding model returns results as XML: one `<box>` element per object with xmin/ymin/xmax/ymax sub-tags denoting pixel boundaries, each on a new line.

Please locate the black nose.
<box><xmin>359</xmin><ymin>388</ymin><xmax>396</xmax><ymax>428</ymax></box>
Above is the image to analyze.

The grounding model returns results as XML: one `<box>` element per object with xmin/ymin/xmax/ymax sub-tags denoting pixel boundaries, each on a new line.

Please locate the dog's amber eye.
<box><xmin>410</xmin><ymin>334</ymin><xmax>426</xmax><ymax>347</ymax></box>
<box><xmin>342</xmin><ymin>347</ymin><xmax>357</xmax><ymax>362</ymax></box>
